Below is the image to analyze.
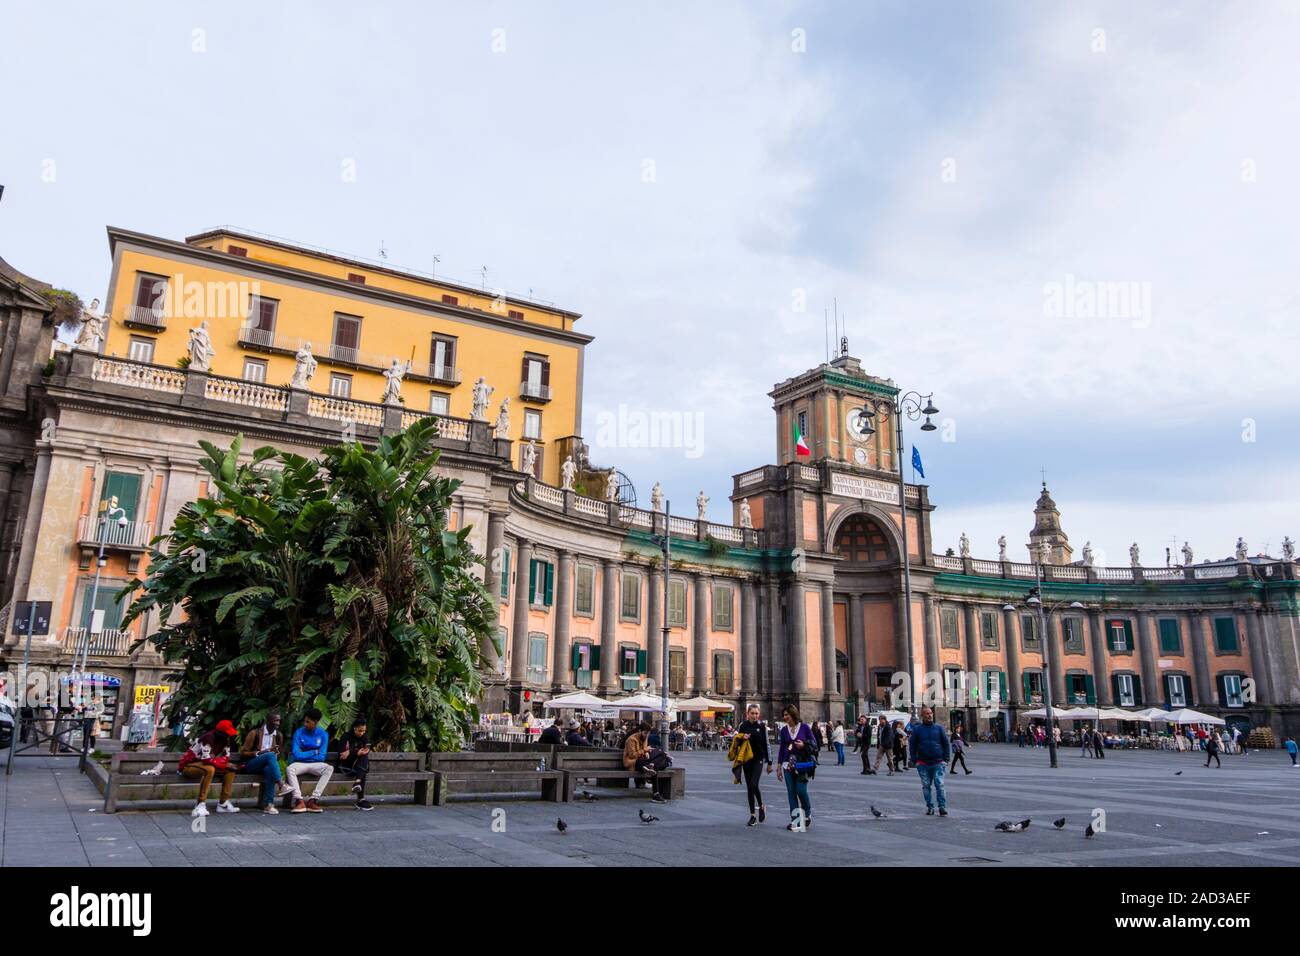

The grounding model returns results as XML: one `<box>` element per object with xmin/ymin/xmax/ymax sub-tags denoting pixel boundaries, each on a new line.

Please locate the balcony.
<box><xmin>77</xmin><ymin>513</ymin><xmax>153</xmax><ymax>550</ymax></box>
<box><xmin>62</xmin><ymin>627</ymin><xmax>133</xmax><ymax>659</ymax></box>
<box><xmin>520</xmin><ymin>380</ymin><xmax>552</xmax><ymax>403</ymax></box>
<box><xmin>235</xmin><ymin>325</ymin><xmax>386</xmax><ymax>372</ymax></box>
<box><xmin>407</xmin><ymin>361</ymin><xmax>462</xmax><ymax>386</ymax></box>
<box><xmin>123</xmin><ymin>305</ymin><xmax>167</xmax><ymax>331</ymax></box>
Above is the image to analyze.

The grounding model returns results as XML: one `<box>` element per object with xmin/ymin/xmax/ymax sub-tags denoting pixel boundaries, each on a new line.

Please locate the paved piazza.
<box><xmin>3</xmin><ymin>744</ymin><xmax>1298</xmax><ymax>867</ymax></box>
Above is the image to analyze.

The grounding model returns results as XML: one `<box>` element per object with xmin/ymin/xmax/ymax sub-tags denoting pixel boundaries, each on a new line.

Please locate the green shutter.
<box><xmin>636</xmin><ymin>649</ymin><xmax>647</xmax><ymax>674</ymax></box>
<box><xmin>499</xmin><ymin>547</ymin><xmax>511</xmax><ymax>599</ymax></box>
<box><xmin>80</xmin><ymin>584</ymin><xmax>124</xmax><ymax>631</ymax></box>
<box><xmin>1084</xmin><ymin>674</ymin><xmax>1096</xmax><ymax>705</ymax></box>
<box><xmin>544</xmin><ymin>562</ymin><xmax>554</xmax><ymax>606</ymax></box>
<box><xmin>1023</xmin><ymin>672</ymin><xmax>1032</xmax><ymax>701</ymax></box>
<box><xmin>998</xmin><ymin>670</ymin><xmax>1007</xmax><ymax>703</ymax></box>
<box><xmin>1132</xmin><ymin>674</ymin><xmax>1143</xmax><ymax>706</ymax></box>
<box><xmin>1158</xmin><ymin>618</ymin><xmax>1180</xmax><ymax>653</ymax></box>
<box><xmin>590</xmin><ymin>646</ymin><xmax>602</xmax><ymax>672</ymax></box>
<box><xmin>1214</xmin><ymin>617</ymin><xmax>1239</xmax><ymax>653</ymax></box>
<box><xmin>101</xmin><ymin>472</ymin><xmax>142</xmax><ymax>523</ymax></box>
<box><xmin>572</xmin><ymin>644</ymin><xmax>582</xmax><ymax>670</ymax></box>
<box><xmin>528</xmin><ymin>558</ymin><xmax>537</xmax><ymax>604</ymax></box>
<box><xmin>1105</xmin><ymin>620</ymin><xmax>1116</xmax><ymax>652</ymax></box>
<box><xmin>1122</xmin><ymin>620</ymin><xmax>1134</xmax><ymax>651</ymax></box>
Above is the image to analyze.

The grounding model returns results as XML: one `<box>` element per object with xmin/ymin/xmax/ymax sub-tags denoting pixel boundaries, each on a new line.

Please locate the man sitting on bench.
<box><xmin>238</xmin><ymin>711</ymin><xmax>293</xmax><ymax>814</ymax></box>
<box><xmin>539</xmin><ymin>717</ymin><xmax>565</xmax><ymax>745</ymax></box>
<box><xmin>287</xmin><ymin>708</ymin><xmax>333</xmax><ymax>813</ymax></box>
<box><xmin>334</xmin><ymin>716</ymin><xmax>373</xmax><ymax>811</ymax></box>
<box><xmin>564</xmin><ymin>718</ymin><xmax>592</xmax><ymax>747</ymax></box>
<box><xmin>179</xmin><ymin>719</ymin><xmax>241</xmax><ymax>818</ymax></box>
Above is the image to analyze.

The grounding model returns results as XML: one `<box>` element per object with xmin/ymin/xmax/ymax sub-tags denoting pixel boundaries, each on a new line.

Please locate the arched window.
<box><xmin>834</xmin><ymin>514</ymin><xmax>894</xmax><ymax>564</ymax></box>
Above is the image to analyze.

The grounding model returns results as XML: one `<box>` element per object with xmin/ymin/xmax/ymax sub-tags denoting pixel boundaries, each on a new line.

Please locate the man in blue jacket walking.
<box><xmin>908</xmin><ymin>706</ymin><xmax>951</xmax><ymax>817</ymax></box>
<box><xmin>287</xmin><ymin>708</ymin><xmax>334</xmax><ymax>813</ymax></box>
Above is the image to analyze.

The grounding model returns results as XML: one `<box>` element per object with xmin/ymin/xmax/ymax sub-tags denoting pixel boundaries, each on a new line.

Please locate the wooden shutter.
<box><xmin>590</xmin><ymin>646</ymin><xmax>602</xmax><ymax>672</ymax></box>
<box><xmin>1084</xmin><ymin>674</ymin><xmax>1096</xmax><ymax>705</ymax></box>
<box><xmin>636</xmin><ymin>649</ymin><xmax>647</xmax><ymax>674</ymax></box>
<box><xmin>528</xmin><ymin>558</ymin><xmax>537</xmax><ymax>604</ymax></box>
<box><xmin>543</xmin><ymin>562</ymin><xmax>554</xmax><ymax>606</ymax></box>
<box><xmin>101</xmin><ymin>472</ymin><xmax>142</xmax><ymax>523</ymax></box>
<box><xmin>1132</xmin><ymin>674</ymin><xmax>1142</xmax><ymax>706</ymax></box>
<box><xmin>1122</xmin><ymin>620</ymin><xmax>1134</xmax><ymax>650</ymax></box>
<box><xmin>998</xmin><ymin>670</ymin><xmax>1007</xmax><ymax>703</ymax></box>
<box><xmin>521</xmin><ymin>356</ymin><xmax>529</xmax><ymax>384</ymax></box>
<box><xmin>1216</xmin><ymin>674</ymin><xmax>1227</xmax><ymax>708</ymax></box>
<box><xmin>1214</xmin><ymin>618</ymin><xmax>1239</xmax><ymax>652</ymax></box>
<box><xmin>572</xmin><ymin>644</ymin><xmax>582</xmax><ymax>671</ymax></box>
<box><xmin>541</xmin><ymin>360</ymin><xmax>550</xmax><ymax>386</ymax></box>
<box><xmin>499</xmin><ymin>546</ymin><xmax>511</xmax><ymax>600</ymax></box>
<box><xmin>1023</xmin><ymin>672</ymin><xmax>1033</xmax><ymax>701</ymax></box>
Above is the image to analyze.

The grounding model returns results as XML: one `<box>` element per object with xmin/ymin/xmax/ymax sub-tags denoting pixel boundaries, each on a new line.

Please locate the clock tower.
<box><xmin>768</xmin><ymin>339</ymin><xmax>901</xmax><ymax>474</ymax></box>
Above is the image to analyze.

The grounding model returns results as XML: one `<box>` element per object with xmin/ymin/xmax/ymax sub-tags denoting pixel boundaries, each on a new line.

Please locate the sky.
<box><xmin>2</xmin><ymin>0</ymin><xmax>1297</xmax><ymax>566</ymax></box>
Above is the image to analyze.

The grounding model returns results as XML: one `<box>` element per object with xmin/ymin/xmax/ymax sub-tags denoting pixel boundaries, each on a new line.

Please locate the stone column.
<box><xmin>1134</xmin><ymin>610</ymin><xmax>1159</xmax><ymax>706</ymax></box>
<box><xmin>551</xmin><ymin>550</ymin><xmax>573</xmax><ymax>690</ymax></box>
<box><xmin>480</xmin><ymin>511</ymin><xmax>506</xmax><ymax>673</ymax></box>
<box><xmin>765</xmin><ymin>580</ymin><xmax>783</xmax><ymax>697</ymax></box>
<box><xmin>740</xmin><ymin>578</ymin><xmax>758</xmax><ymax>698</ymax></box>
<box><xmin>1189</xmin><ymin>611</ymin><xmax>1214</xmax><ymax>707</ymax></box>
<box><xmin>509</xmin><ymin>538</ymin><xmax>533</xmax><ymax>684</ymax></box>
<box><xmin>0</xmin><ymin>460</ymin><xmax>16</xmax><ymax>598</ymax></box>
<box><xmin>647</xmin><ymin>566</ymin><xmax>664</xmax><ymax>695</ymax></box>
<box><xmin>1087</xmin><ymin>611</ymin><xmax>1110</xmax><ymax>705</ymax></box>
<box><xmin>962</xmin><ymin>603</ymin><xmax>980</xmax><ymax>720</ymax></box>
<box><xmin>1046</xmin><ymin>610</ymin><xmax>1067</xmax><ymax>704</ymax></box>
<box><xmin>820</xmin><ymin>582</ymin><xmax>837</xmax><ymax>704</ymax></box>
<box><xmin>8</xmin><ymin>445</ymin><xmax>52</xmax><ymax>614</ymax></box>
<box><xmin>848</xmin><ymin>593</ymin><xmax>867</xmax><ymax>708</ymax></box>
<box><xmin>1003</xmin><ymin>606</ymin><xmax>1023</xmax><ymax>705</ymax></box>
<box><xmin>922</xmin><ymin>593</ymin><xmax>940</xmax><ymax>685</ymax></box>
<box><xmin>789</xmin><ymin>581</ymin><xmax>809</xmax><ymax>697</ymax></box>
<box><xmin>1244</xmin><ymin>606</ymin><xmax>1276</xmax><ymax>705</ymax></box>
<box><xmin>693</xmin><ymin>573</ymin><xmax>710</xmax><ymax>695</ymax></box>
<box><xmin>599</xmin><ymin>558</ymin><xmax>620</xmax><ymax>694</ymax></box>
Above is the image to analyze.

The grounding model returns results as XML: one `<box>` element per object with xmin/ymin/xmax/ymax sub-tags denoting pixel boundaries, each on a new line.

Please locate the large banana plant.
<box><xmin>121</xmin><ymin>418</ymin><xmax>489</xmax><ymax>751</ymax></box>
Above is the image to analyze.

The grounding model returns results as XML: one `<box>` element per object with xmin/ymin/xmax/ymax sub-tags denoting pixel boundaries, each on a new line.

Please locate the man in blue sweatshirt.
<box><xmin>287</xmin><ymin>708</ymin><xmax>334</xmax><ymax>813</ymax></box>
<box><xmin>907</xmin><ymin>706</ymin><xmax>951</xmax><ymax>817</ymax></box>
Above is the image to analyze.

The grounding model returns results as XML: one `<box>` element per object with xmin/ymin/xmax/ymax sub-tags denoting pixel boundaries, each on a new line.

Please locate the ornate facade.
<box><xmin>1</xmin><ymin>231</ymin><xmax>1297</xmax><ymax>741</ymax></box>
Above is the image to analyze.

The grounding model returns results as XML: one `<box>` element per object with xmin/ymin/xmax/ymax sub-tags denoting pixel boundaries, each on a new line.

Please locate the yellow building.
<box><xmin>100</xmin><ymin>227</ymin><xmax>590</xmax><ymax>484</ymax></box>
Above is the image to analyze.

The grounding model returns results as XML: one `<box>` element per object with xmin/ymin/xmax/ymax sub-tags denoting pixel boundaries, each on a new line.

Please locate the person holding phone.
<box><xmin>776</xmin><ymin>704</ymin><xmax>816</xmax><ymax>831</ymax></box>
<box><xmin>239</xmin><ymin>711</ymin><xmax>292</xmax><ymax>814</ymax></box>
<box><xmin>335</xmin><ymin>717</ymin><xmax>373</xmax><ymax>810</ymax></box>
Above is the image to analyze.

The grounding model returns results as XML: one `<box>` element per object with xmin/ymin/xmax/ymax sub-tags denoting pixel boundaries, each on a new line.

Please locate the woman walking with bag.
<box><xmin>777</xmin><ymin>705</ymin><xmax>817</xmax><ymax>831</ymax></box>
<box><xmin>734</xmin><ymin>703</ymin><xmax>772</xmax><ymax>826</ymax></box>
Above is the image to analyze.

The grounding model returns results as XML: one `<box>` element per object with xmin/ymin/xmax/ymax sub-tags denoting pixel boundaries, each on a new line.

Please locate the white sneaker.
<box><xmin>275</xmin><ymin>782</ymin><xmax>293</xmax><ymax>797</ymax></box>
<box><xmin>191</xmin><ymin>803</ymin><xmax>209</xmax><ymax>817</ymax></box>
<box><xmin>216</xmin><ymin>801</ymin><xmax>241</xmax><ymax>813</ymax></box>
<box><xmin>262</xmin><ymin>804</ymin><xmax>280</xmax><ymax>814</ymax></box>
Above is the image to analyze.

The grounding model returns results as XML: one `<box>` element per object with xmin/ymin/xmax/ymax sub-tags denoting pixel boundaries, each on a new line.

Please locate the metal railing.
<box><xmin>62</xmin><ymin>627</ymin><xmax>132</xmax><ymax>657</ymax></box>
<box><xmin>520</xmin><ymin>381</ymin><xmax>552</xmax><ymax>400</ymax></box>
<box><xmin>76</xmin><ymin>514</ymin><xmax>153</xmax><ymax>548</ymax></box>
<box><xmin>124</xmin><ymin>305</ymin><xmax>167</xmax><ymax>329</ymax></box>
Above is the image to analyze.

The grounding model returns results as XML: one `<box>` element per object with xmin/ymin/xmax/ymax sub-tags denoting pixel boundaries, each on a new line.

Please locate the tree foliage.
<box><xmin>121</xmin><ymin>419</ymin><xmax>490</xmax><ymax>751</ymax></box>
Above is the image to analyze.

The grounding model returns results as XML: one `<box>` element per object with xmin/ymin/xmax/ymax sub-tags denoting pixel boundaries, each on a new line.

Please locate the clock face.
<box><xmin>854</xmin><ymin>447</ymin><xmax>868</xmax><ymax>465</ymax></box>
<box><xmin>845</xmin><ymin>407</ymin><xmax>873</xmax><ymax>442</ymax></box>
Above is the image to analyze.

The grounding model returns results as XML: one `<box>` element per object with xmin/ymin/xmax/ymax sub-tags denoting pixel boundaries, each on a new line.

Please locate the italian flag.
<box><xmin>794</xmin><ymin>421</ymin><xmax>811</xmax><ymax>457</ymax></box>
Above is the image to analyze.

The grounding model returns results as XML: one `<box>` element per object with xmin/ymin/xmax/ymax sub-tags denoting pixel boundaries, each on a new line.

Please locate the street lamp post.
<box><xmin>855</xmin><ymin>390</ymin><xmax>938</xmax><ymax>714</ymax></box>
<box><xmin>1004</xmin><ymin>554</ymin><xmax>1083</xmax><ymax>769</ymax></box>
<box><xmin>78</xmin><ymin>503</ymin><xmax>128</xmax><ymax>701</ymax></box>
<box><xmin>654</xmin><ymin>502</ymin><xmax>672</xmax><ymax>753</ymax></box>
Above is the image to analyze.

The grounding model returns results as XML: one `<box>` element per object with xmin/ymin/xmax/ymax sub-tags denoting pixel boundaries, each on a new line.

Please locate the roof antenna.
<box><xmin>431</xmin><ymin>254</ymin><xmax>440</xmax><ymax>278</ymax></box>
<box><xmin>378</xmin><ymin>241</ymin><xmax>388</xmax><ymax>262</ymax></box>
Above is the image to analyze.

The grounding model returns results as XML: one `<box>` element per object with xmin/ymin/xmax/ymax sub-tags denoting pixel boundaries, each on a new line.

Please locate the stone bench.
<box><xmin>552</xmin><ymin>750</ymin><xmax>685</xmax><ymax>801</ymax></box>
<box><xmin>425</xmin><ymin>751</ymin><xmax>566</xmax><ymax>804</ymax></box>
<box><xmin>99</xmin><ymin>750</ymin><xmax>434</xmax><ymax>812</ymax></box>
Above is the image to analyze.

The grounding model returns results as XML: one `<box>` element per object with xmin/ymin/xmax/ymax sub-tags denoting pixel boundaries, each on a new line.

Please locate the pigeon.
<box><xmin>556</xmin><ymin>818</ymin><xmax>568</xmax><ymax>834</ymax></box>
<box><xmin>1175</xmin><ymin>771</ymin><xmax>1183</xmax><ymax>776</ymax></box>
<box><xmin>638</xmin><ymin>809</ymin><xmax>660</xmax><ymax>824</ymax></box>
<box><xmin>1053</xmin><ymin>817</ymin><xmax>1066</xmax><ymax>829</ymax></box>
<box><xmin>870</xmin><ymin>805</ymin><xmax>884</xmax><ymax>818</ymax></box>
<box><xmin>579</xmin><ymin>789</ymin><xmax>598</xmax><ymax>802</ymax></box>
<box><xmin>995</xmin><ymin>819</ymin><xmax>1032</xmax><ymax>832</ymax></box>
<box><xmin>1085</xmin><ymin>823</ymin><xmax>1095</xmax><ymax>839</ymax></box>
<box><xmin>140</xmin><ymin>761</ymin><xmax>165</xmax><ymax>776</ymax></box>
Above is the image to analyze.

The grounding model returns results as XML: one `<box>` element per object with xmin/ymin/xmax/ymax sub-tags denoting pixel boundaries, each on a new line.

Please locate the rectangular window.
<box><xmin>524</xmin><ymin>409</ymin><xmax>542</xmax><ymax>440</ymax></box>
<box><xmin>127</xmin><ymin>336</ymin><xmax>155</xmax><ymax>363</ymax></box>
<box><xmin>1167</xmin><ymin>674</ymin><xmax>1188</xmax><ymax>708</ymax></box>
<box><xmin>620</xmin><ymin>573</ymin><xmax>641</xmax><ymax>622</ymax></box>
<box><xmin>984</xmin><ymin>670</ymin><xmax>1004</xmax><ymax>705</ymax></box>
<box><xmin>242</xmin><ymin>358</ymin><xmax>267</xmax><ymax>383</ymax></box>
<box><xmin>1222</xmin><ymin>674</ymin><xmax>1244</xmax><ymax>708</ymax></box>
<box><xmin>527</xmin><ymin>633</ymin><xmax>547</xmax><ymax>680</ymax></box>
<box><xmin>714</xmin><ymin>653</ymin><xmax>734</xmax><ymax>695</ymax></box>
<box><xmin>573</xmin><ymin>643</ymin><xmax>594</xmax><ymax>688</ymax></box>
<box><xmin>1068</xmin><ymin>673</ymin><xmax>1094</xmax><ymax>705</ymax></box>
<box><xmin>508</xmin><ymin>309</ymin><xmax>525</xmax><ymax>320</ymax></box>
<box><xmin>521</xmin><ymin>354</ymin><xmax>550</xmax><ymax>399</ymax></box>
<box><xmin>1063</xmin><ymin>617</ymin><xmax>1084</xmax><ymax>654</ymax></box>
<box><xmin>1023</xmin><ymin>671</ymin><xmax>1044</xmax><ymax>704</ymax></box>
<box><xmin>248</xmin><ymin>295</ymin><xmax>278</xmax><ymax>332</ymax></box>
<box><xmin>430</xmin><ymin>335</ymin><xmax>457</xmax><ymax>379</ymax></box>
<box><xmin>574</xmin><ymin>565</ymin><xmax>595</xmax><ymax>616</ymax></box>
<box><xmin>331</xmin><ymin>314</ymin><xmax>362</xmax><ymax>362</ymax></box>
<box><xmin>227</xmin><ymin>244</ymin><xmax>248</xmax><ymax>257</ymax></box>
<box><xmin>669</xmin><ymin>649</ymin><xmax>687</xmax><ymax>695</ymax></box>
<box><xmin>713</xmin><ymin>584</ymin><xmax>734</xmax><ymax>630</ymax></box>
<box><xmin>100</xmin><ymin>471</ymin><xmax>142</xmax><ymax>524</ymax></box>
<box><xmin>619</xmin><ymin>647</ymin><xmax>643</xmax><ymax>690</ymax></box>
<box><xmin>498</xmin><ymin>545</ymin><xmax>511</xmax><ymax>602</ymax></box>
<box><xmin>79</xmin><ymin>580</ymin><xmax>126</xmax><ymax>632</ymax></box>
<box><xmin>1020</xmin><ymin>614</ymin><xmax>1040</xmax><ymax>651</ymax></box>
<box><xmin>667</xmin><ymin>579</ymin><xmax>687</xmax><ymax>627</ymax></box>
<box><xmin>134</xmin><ymin>273</ymin><xmax>167</xmax><ymax>313</ymax></box>
<box><xmin>1116</xmin><ymin>673</ymin><xmax>1136</xmax><ymax>707</ymax></box>
<box><xmin>429</xmin><ymin>392</ymin><xmax>450</xmax><ymax>416</ymax></box>
<box><xmin>1213</xmin><ymin>617</ymin><xmax>1240</xmax><ymax>653</ymax></box>
<box><xmin>329</xmin><ymin>373</ymin><xmax>352</xmax><ymax>398</ymax></box>
<box><xmin>980</xmin><ymin>610</ymin><xmax>998</xmax><ymax>649</ymax></box>
<box><xmin>1107</xmin><ymin>619</ymin><xmax>1132</xmax><ymax>652</ymax></box>
<box><xmin>797</xmin><ymin>410</ymin><xmax>808</xmax><ymax>443</ymax></box>
<box><xmin>1158</xmin><ymin>618</ymin><xmax>1182</xmax><ymax>654</ymax></box>
<box><xmin>528</xmin><ymin>558</ymin><xmax>554</xmax><ymax>608</ymax></box>
<box><xmin>441</xmin><ymin>294</ymin><xmax>458</xmax><ymax>305</ymax></box>
<box><xmin>940</xmin><ymin>607</ymin><xmax>959</xmax><ymax>648</ymax></box>
<box><xmin>346</xmin><ymin>272</ymin><xmax>366</xmax><ymax>284</ymax></box>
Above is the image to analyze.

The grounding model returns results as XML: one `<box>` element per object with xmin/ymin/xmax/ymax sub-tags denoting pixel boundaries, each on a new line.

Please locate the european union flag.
<box><xmin>911</xmin><ymin>446</ymin><xmax>926</xmax><ymax>479</ymax></box>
